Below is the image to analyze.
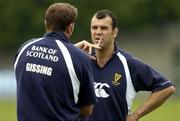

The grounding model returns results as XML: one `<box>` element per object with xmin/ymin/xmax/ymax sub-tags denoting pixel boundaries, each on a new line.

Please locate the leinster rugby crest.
<box><xmin>112</xmin><ymin>73</ymin><xmax>121</xmax><ymax>86</ymax></box>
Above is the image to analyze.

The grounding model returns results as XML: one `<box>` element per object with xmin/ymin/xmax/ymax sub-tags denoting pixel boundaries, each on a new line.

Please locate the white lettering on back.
<box><xmin>26</xmin><ymin>63</ymin><xmax>52</xmax><ymax>76</ymax></box>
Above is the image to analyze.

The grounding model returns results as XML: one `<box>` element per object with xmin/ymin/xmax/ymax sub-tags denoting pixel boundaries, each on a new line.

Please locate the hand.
<box><xmin>75</xmin><ymin>40</ymin><xmax>101</xmax><ymax>60</ymax></box>
<box><xmin>126</xmin><ymin>112</ymin><xmax>139</xmax><ymax>121</ymax></box>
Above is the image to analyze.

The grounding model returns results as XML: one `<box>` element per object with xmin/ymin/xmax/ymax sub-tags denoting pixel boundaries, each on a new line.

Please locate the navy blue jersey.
<box><xmin>87</xmin><ymin>46</ymin><xmax>174</xmax><ymax>121</ymax></box>
<box><xmin>14</xmin><ymin>32</ymin><xmax>96</xmax><ymax>121</ymax></box>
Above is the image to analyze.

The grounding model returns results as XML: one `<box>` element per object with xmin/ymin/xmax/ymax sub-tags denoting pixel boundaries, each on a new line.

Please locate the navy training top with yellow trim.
<box><xmin>14</xmin><ymin>32</ymin><xmax>97</xmax><ymax>121</ymax></box>
<box><xmin>87</xmin><ymin>45</ymin><xmax>174</xmax><ymax>121</ymax></box>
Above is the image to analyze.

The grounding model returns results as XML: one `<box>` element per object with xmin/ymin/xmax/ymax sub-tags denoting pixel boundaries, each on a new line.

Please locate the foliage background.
<box><xmin>0</xmin><ymin>0</ymin><xmax>180</xmax><ymax>53</ymax></box>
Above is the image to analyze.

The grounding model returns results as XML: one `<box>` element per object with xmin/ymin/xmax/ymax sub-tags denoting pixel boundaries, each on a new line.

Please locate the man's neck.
<box><xmin>96</xmin><ymin>44</ymin><xmax>114</xmax><ymax>68</ymax></box>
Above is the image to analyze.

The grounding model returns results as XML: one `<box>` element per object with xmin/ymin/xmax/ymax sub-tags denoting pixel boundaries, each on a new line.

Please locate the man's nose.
<box><xmin>96</xmin><ymin>28</ymin><xmax>102</xmax><ymax>34</ymax></box>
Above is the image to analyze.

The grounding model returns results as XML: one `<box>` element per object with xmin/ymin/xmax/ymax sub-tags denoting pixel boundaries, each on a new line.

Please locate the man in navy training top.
<box><xmin>75</xmin><ymin>10</ymin><xmax>175</xmax><ymax>121</ymax></box>
<box><xmin>14</xmin><ymin>2</ymin><xmax>97</xmax><ymax>121</ymax></box>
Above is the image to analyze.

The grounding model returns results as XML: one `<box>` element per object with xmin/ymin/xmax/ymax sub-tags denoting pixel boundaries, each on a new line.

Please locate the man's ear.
<box><xmin>44</xmin><ymin>20</ymin><xmax>52</xmax><ymax>32</ymax></box>
<box><xmin>66</xmin><ymin>23</ymin><xmax>74</xmax><ymax>34</ymax></box>
<box><xmin>65</xmin><ymin>23</ymin><xmax>74</xmax><ymax>38</ymax></box>
<box><xmin>44</xmin><ymin>20</ymin><xmax>48</xmax><ymax>31</ymax></box>
<box><xmin>113</xmin><ymin>27</ymin><xmax>118</xmax><ymax>38</ymax></box>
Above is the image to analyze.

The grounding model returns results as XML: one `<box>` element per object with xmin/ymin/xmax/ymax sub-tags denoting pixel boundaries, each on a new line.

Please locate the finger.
<box><xmin>82</xmin><ymin>41</ymin><xmax>91</xmax><ymax>50</ymax></box>
<box><xmin>88</xmin><ymin>45</ymin><xmax>92</xmax><ymax>55</ymax></box>
<box><xmin>97</xmin><ymin>38</ymin><xmax>102</xmax><ymax>47</ymax></box>
<box><xmin>90</xmin><ymin>44</ymin><xmax>101</xmax><ymax>50</ymax></box>
<box><xmin>82</xmin><ymin>44</ymin><xmax>88</xmax><ymax>50</ymax></box>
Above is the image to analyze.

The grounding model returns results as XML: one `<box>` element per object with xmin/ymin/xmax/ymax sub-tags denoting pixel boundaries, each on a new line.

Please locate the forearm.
<box><xmin>129</xmin><ymin>86</ymin><xmax>175</xmax><ymax>120</ymax></box>
<box><xmin>74</xmin><ymin>41</ymin><xmax>85</xmax><ymax>49</ymax></box>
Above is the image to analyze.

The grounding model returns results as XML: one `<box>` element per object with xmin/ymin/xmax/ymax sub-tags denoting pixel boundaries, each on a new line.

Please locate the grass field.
<box><xmin>0</xmin><ymin>98</ymin><xmax>179</xmax><ymax>121</ymax></box>
<box><xmin>132</xmin><ymin>98</ymin><xmax>180</xmax><ymax>121</ymax></box>
<box><xmin>0</xmin><ymin>99</ymin><xmax>16</xmax><ymax>121</ymax></box>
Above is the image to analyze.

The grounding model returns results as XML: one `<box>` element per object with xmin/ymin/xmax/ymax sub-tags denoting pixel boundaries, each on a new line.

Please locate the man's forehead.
<box><xmin>91</xmin><ymin>16</ymin><xmax>112</xmax><ymax>26</ymax></box>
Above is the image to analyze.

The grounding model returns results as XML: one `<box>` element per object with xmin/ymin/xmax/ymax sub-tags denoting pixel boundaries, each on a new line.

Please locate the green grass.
<box><xmin>0</xmin><ymin>98</ymin><xmax>179</xmax><ymax>121</ymax></box>
<box><xmin>0</xmin><ymin>99</ymin><xmax>16</xmax><ymax>121</ymax></box>
<box><xmin>132</xmin><ymin>98</ymin><xmax>180</xmax><ymax>121</ymax></box>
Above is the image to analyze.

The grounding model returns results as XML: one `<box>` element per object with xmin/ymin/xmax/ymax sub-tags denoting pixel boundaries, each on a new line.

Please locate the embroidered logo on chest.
<box><xmin>94</xmin><ymin>82</ymin><xmax>110</xmax><ymax>98</ymax></box>
<box><xmin>112</xmin><ymin>73</ymin><xmax>121</xmax><ymax>86</ymax></box>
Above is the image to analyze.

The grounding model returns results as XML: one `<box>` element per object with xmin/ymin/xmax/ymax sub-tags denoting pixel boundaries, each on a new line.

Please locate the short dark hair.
<box><xmin>94</xmin><ymin>10</ymin><xmax>117</xmax><ymax>29</ymax></box>
<box><xmin>45</xmin><ymin>3</ymin><xmax>78</xmax><ymax>32</ymax></box>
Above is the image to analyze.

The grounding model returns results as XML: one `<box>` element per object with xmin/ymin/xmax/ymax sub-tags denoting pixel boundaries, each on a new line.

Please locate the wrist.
<box><xmin>131</xmin><ymin>112</ymin><xmax>140</xmax><ymax>120</ymax></box>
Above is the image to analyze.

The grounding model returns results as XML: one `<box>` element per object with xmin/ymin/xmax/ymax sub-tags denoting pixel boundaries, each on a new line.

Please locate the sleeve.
<box><xmin>76</xmin><ymin>57</ymin><xmax>97</xmax><ymax>107</ymax></box>
<box><xmin>128</xmin><ymin>57</ymin><xmax>174</xmax><ymax>92</ymax></box>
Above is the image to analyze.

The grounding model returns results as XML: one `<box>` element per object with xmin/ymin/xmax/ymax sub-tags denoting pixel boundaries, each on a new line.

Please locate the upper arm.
<box><xmin>128</xmin><ymin>57</ymin><xmax>174</xmax><ymax>92</ymax></box>
<box><xmin>71</xmin><ymin>51</ymin><xmax>97</xmax><ymax>107</ymax></box>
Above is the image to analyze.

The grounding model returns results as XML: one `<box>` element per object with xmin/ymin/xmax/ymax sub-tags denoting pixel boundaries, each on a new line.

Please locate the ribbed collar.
<box><xmin>44</xmin><ymin>32</ymin><xmax>69</xmax><ymax>43</ymax></box>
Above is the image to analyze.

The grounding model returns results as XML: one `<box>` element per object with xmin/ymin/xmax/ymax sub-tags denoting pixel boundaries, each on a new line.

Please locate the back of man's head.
<box><xmin>45</xmin><ymin>3</ymin><xmax>78</xmax><ymax>32</ymax></box>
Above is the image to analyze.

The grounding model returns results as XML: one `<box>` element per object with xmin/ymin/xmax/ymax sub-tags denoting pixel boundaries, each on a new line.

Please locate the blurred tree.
<box><xmin>0</xmin><ymin>0</ymin><xmax>49</xmax><ymax>53</ymax></box>
<box><xmin>0</xmin><ymin>0</ymin><xmax>179</xmax><ymax>53</ymax></box>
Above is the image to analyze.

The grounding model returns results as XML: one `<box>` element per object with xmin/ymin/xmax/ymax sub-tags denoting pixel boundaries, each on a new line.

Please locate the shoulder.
<box><xmin>67</xmin><ymin>43</ymin><xmax>90</xmax><ymax>60</ymax></box>
<box><xmin>53</xmin><ymin>40</ymin><xmax>91</xmax><ymax>64</ymax></box>
<box><xmin>60</xmin><ymin>42</ymin><xmax>92</xmax><ymax>70</ymax></box>
<box><xmin>116</xmin><ymin>48</ymin><xmax>148</xmax><ymax>72</ymax></box>
<box><xmin>117</xmin><ymin>49</ymin><xmax>139</xmax><ymax>64</ymax></box>
<box><xmin>119</xmin><ymin>49</ymin><xmax>145</xmax><ymax>64</ymax></box>
<box><xmin>17</xmin><ymin>38</ymin><xmax>44</xmax><ymax>52</ymax></box>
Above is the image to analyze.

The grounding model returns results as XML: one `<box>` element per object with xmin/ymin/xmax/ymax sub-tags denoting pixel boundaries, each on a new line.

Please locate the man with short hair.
<box><xmin>14</xmin><ymin>3</ymin><xmax>96</xmax><ymax>121</ymax></box>
<box><xmin>76</xmin><ymin>10</ymin><xmax>175</xmax><ymax>121</ymax></box>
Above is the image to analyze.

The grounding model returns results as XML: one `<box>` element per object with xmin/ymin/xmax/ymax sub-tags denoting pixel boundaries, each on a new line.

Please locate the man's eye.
<box><xmin>92</xmin><ymin>26</ymin><xmax>97</xmax><ymax>29</ymax></box>
<box><xmin>101</xmin><ymin>27</ymin><xmax>108</xmax><ymax>30</ymax></box>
